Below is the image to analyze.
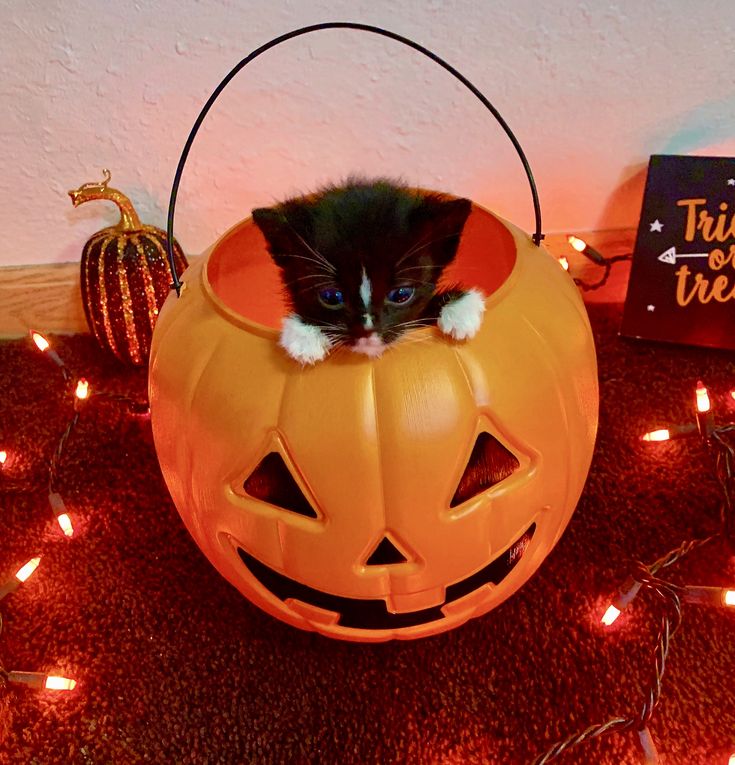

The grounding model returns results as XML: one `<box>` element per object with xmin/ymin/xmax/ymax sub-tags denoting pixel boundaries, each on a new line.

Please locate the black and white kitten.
<box><xmin>252</xmin><ymin>178</ymin><xmax>485</xmax><ymax>365</ymax></box>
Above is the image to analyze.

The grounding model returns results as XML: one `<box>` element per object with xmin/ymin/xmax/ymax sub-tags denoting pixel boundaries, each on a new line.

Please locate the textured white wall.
<box><xmin>1</xmin><ymin>0</ymin><xmax>733</xmax><ymax>266</ymax></box>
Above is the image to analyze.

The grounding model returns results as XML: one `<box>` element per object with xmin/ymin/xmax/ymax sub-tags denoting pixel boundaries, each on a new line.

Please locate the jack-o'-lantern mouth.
<box><xmin>237</xmin><ymin>523</ymin><xmax>535</xmax><ymax>631</ymax></box>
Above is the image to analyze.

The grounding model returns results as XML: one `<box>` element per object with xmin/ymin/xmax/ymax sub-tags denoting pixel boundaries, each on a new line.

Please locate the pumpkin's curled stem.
<box><xmin>68</xmin><ymin>169</ymin><xmax>142</xmax><ymax>232</ymax></box>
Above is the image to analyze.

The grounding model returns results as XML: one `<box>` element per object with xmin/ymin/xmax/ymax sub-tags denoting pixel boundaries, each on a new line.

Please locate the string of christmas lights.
<box><xmin>531</xmin><ymin>245</ymin><xmax>735</xmax><ymax>764</ymax></box>
<box><xmin>0</xmin><ymin>331</ymin><xmax>148</xmax><ymax>698</ymax></box>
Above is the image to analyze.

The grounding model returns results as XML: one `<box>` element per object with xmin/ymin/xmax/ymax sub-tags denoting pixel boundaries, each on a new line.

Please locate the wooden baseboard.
<box><xmin>0</xmin><ymin>256</ymin><xmax>198</xmax><ymax>338</ymax></box>
<box><xmin>0</xmin><ymin>262</ymin><xmax>88</xmax><ymax>337</ymax></box>
<box><xmin>0</xmin><ymin>230</ymin><xmax>634</xmax><ymax>337</ymax></box>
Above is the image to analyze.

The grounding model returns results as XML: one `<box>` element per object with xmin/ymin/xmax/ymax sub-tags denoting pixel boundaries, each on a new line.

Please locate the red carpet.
<box><xmin>1</xmin><ymin>303</ymin><xmax>734</xmax><ymax>764</ymax></box>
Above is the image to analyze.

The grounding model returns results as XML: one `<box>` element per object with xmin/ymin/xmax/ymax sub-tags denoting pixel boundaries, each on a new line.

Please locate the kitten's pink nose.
<box><xmin>351</xmin><ymin>332</ymin><xmax>386</xmax><ymax>358</ymax></box>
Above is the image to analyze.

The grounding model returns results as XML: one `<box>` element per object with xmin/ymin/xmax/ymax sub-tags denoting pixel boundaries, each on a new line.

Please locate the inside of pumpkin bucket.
<box><xmin>205</xmin><ymin>201</ymin><xmax>519</xmax><ymax>328</ymax></box>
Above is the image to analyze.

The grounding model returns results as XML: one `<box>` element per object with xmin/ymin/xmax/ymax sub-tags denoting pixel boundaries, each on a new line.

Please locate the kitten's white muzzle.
<box><xmin>351</xmin><ymin>333</ymin><xmax>386</xmax><ymax>358</ymax></box>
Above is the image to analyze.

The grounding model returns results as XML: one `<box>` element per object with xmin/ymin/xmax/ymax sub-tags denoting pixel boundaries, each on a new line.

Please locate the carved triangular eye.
<box><xmin>365</xmin><ymin>536</ymin><xmax>409</xmax><ymax>566</ymax></box>
<box><xmin>451</xmin><ymin>432</ymin><xmax>520</xmax><ymax>507</ymax></box>
<box><xmin>243</xmin><ymin>452</ymin><xmax>317</xmax><ymax>518</ymax></box>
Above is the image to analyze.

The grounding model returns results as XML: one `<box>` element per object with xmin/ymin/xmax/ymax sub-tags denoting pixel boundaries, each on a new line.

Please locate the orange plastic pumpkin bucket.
<box><xmin>149</xmin><ymin>23</ymin><xmax>598</xmax><ymax>642</ymax></box>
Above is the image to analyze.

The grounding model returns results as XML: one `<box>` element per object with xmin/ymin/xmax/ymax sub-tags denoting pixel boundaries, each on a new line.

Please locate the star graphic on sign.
<box><xmin>728</xmin><ymin>178</ymin><xmax>735</xmax><ymax>186</ymax></box>
<box><xmin>647</xmin><ymin>305</ymin><xmax>656</xmax><ymax>312</ymax></box>
<box><xmin>650</xmin><ymin>220</ymin><xmax>664</xmax><ymax>232</ymax></box>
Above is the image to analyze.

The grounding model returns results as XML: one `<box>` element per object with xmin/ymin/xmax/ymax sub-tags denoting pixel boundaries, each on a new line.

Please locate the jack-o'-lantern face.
<box><xmin>149</xmin><ymin>201</ymin><xmax>598</xmax><ymax>642</ymax></box>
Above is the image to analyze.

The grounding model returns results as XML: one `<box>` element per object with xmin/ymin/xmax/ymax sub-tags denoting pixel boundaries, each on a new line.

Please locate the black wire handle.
<box><xmin>165</xmin><ymin>21</ymin><xmax>544</xmax><ymax>296</ymax></box>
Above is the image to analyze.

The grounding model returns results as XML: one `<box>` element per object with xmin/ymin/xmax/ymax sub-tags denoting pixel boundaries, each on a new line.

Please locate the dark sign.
<box><xmin>621</xmin><ymin>154</ymin><xmax>735</xmax><ymax>351</ymax></box>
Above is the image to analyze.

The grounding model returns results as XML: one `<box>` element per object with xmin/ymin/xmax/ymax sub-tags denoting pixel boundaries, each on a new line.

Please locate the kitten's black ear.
<box><xmin>252</xmin><ymin>206</ymin><xmax>311</xmax><ymax>266</ymax></box>
<box><xmin>410</xmin><ymin>196</ymin><xmax>473</xmax><ymax>266</ymax></box>
<box><xmin>252</xmin><ymin>208</ymin><xmax>291</xmax><ymax>256</ymax></box>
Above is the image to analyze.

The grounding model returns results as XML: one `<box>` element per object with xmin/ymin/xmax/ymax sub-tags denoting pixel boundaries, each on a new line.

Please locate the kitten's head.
<box><xmin>252</xmin><ymin>179</ymin><xmax>472</xmax><ymax>356</ymax></box>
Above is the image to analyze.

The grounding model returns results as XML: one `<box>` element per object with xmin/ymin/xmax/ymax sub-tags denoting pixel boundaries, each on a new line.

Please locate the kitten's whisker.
<box><xmin>288</xmin><ymin>236</ymin><xmax>334</xmax><ymax>271</ymax></box>
<box><xmin>393</xmin><ymin>327</ymin><xmax>435</xmax><ymax>337</ymax></box>
<box><xmin>395</xmin><ymin>230</ymin><xmax>465</xmax><ymax>267</ymax></box>
<box><xmin>395</xmin><ymin>323</ymin><xmax>436</xmax><ymax>331</ymax></box>
<box><xmin>280</xmin><ymin>253</ymin><xmax>336</xmax><ymax>273</ymax></box>
<box><xmin>283</xmin><ymin>282</ymin><xmax>338</xmax><ymax>296</ymax></box>
<box><xmin>284</xmin><ymin>278</ymin><xmax>336</xmax><ymax>291</ymax></box>
<box><xmin>394</xmin><ymin>233</ymin><xmax>433</xmax><ymax>267</ymax></box>
<box><xmin>394</xmin><ymin>316</ymin><xmax>437</xmax><ymax>326</ymax></box>
<box><xmin>393</xmin><ymin>273</ymin><xmax>440</xmax><ymax>282</ymax></box>
<box><xmin>285</xmin><ymin>272</ymin><xmax>337</xmax><ymax>281</ymax></box>
<box><xmin>396</xmin><ymin>320</ymin><xmax>439</xmax><ymax>331</ymax></box>
<box><xmin>315</xmin><ymin>321</ymin><xmax>345</xmax><ymax>330</ymax></box>
<box><xmin>395</xmin><ymin>264</ymin><xmax>444</xmax><ymax>273</ymax></box>
<box><xmin>392</xmin><ymin>278</ymin><xmax>436</xmax><ymax>288</ymax></box>
<box><xmin>279</xmin><ymin>214</ymin><xmax>336</xmax><ymax>273</ymax></box>
<box><xmin>389</xmin><ymin>335</ymin><xmax>436</xmax><ymax>352</ymax></box>
<box><xmin>326</xmin><ymin>338</ymin><xmax>348</xmax><ymax>352</ymax></box>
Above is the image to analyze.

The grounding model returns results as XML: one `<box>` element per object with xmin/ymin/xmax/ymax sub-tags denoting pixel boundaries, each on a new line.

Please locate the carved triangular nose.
<box><xmin>365</xmin><ymin>536</ymin><xmax>408</xmax><ymax>566</ymax></box>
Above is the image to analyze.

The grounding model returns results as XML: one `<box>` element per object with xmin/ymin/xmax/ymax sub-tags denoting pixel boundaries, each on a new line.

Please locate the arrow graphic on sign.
<box><xmin>658</xmin><ymin>246</ymin><xmax>709</xmax><ymax>265</ymax></box>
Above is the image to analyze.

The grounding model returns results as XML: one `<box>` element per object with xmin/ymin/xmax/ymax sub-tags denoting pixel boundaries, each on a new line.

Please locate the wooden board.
<box><xmin>0</xmin><ymin>261</ymin><xmax>88</xmax><ymax>337</ymax></box>
<box><xmin>0</xmin><ymin>230</ymin><xmax>634</xmax><ymax>337</ymax></box>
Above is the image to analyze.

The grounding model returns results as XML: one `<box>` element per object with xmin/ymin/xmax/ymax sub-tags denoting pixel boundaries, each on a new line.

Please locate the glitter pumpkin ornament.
<box><xmin>69</xmin><ymin>170</ymin><xmax>188</xmax><ymax>366</ymax></box>
<box><xmin>149</xmin><ymin>23</ymin><xmax>599</xmax><ymax>642</ymax></box>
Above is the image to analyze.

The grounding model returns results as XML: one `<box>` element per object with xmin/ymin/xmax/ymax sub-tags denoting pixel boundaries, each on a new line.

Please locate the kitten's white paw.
<box><xmin>437</xmin><ymin>289</ymin><xmax>486</xmax><ymax>341</ymax></box>
<box><xmin>280</xmin><ymin>314</ymin><xmax>332</xmax><ymax>365</ymax></box>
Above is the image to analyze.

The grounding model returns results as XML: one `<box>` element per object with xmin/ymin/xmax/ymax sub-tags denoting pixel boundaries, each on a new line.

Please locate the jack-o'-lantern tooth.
<box><xmin>365</xmin><ymin>536</ymin><xmax>409</xmax><ymax>566</ymax></box>
<box><xmin>243</xmin><ymin>452</ymin><xmax>318</xmax><ymax>518</ymax></box>
<box><xmin>451</xmin><ymin>432</ymin><xmax>520</xmax><ymax>508</ymax></box>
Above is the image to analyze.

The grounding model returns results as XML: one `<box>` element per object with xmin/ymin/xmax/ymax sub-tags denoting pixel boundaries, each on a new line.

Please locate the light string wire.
<box><xmin>573</xmin><ymin>252</ymin><xmax>632</xmax><ymax>292</ymax></box>
<box><xmin>531</xmin><ymin>247</ymin><xmax>735</xmax><ymax>763</ymax></box>
<box><xmin>564</xmin><ymin>240</ymin><xmax>632</xmax><ymax>293</ymax></box>
<box><xmin>0</xmin><ymin>333</ymin><xmax>148</xmax><ymax>693</ymax></box>
<box><xmin>48</xmin><ymin>384</ymin><xmax>148</xmax><ymax>496</ymax></box>
<box><xmin>532</xmin><ymin>567</ymin><xmax>685</xmax><ymax>765</ymax></box>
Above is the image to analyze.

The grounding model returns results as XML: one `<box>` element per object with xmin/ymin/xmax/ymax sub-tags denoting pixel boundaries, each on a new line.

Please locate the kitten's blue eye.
<box><xmin>386</xmin><ymin>286</ymin><xmax>415</xmax><ymax>305</ymax></box>
<box><xmin>318</xmin><ymin>288</ymin><xmax>345</xmax><ymax>308</ymax></box>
